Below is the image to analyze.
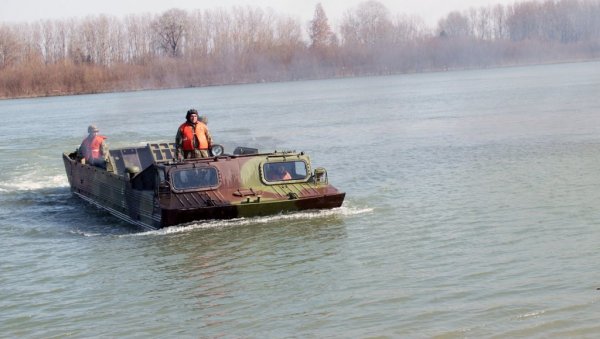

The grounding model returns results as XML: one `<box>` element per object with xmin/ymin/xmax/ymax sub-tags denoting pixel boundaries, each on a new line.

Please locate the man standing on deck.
<box><xmin>175</xmin><ymin>109</ymin><xmax>212</xmax><ymax>159</ymax></box>
<box><xmin>78</xmin><ymin>124</ymin><xmax>109</xmax><ymax>169</ymax></box>
<box><xmin>199</xmin><ymin>115</ymin><xmax>208</xmax><ymax>125</ymax></box>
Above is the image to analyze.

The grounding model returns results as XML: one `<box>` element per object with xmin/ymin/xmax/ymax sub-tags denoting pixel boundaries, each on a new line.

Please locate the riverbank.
<box><xmin>2</xmin><ymin>57</ymin><xmax>598</xmax><ymax>101</ymax></box>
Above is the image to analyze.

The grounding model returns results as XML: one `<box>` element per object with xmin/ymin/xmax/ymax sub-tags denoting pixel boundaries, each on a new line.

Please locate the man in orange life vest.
<box><xmin>78</xmin><ymin>124</ymin><xmax>109</xmax><ymax>168</ymax></box>
<box><xmin>175</xmin><ymin>109</ymin><xmax>212</xmax><ymax>160</ymax></box>
<box><xmin>269</xmin><ymin>164</ymin><xmax>292</xmax><ymax>181</ymax></box>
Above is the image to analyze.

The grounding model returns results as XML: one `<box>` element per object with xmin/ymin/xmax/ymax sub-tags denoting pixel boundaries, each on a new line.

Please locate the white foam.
<box><xmin>69</xmin><ymin>229</ymin><xmax>102</xmax><ymax>237</ymax></box>
<box><xmin>131</xmin><ymin>206</ymin><xmax>373</xmax><ymax>236</ymax></box>
<box><xmin>517</xmin><ymin>310</ymin><xmax>546</xmax><ymax>319</ymax></box>
<box><xmin>0</xmin><ymin>173</ymin><xmax>69</xmax><ymax>192</ymax></box>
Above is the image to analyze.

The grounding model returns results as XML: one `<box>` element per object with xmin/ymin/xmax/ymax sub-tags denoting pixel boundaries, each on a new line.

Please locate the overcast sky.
<box><xmin>1</xmin><ymin>0</ymin><xmax>516</xmax><ymax>26</ymax></box>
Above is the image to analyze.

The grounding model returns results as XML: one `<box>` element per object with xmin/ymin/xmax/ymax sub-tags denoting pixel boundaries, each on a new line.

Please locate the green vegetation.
<box><xmin>1</xmin><ymin>0</ymin><xmax>599</xmax><ymax>99</ymax></box>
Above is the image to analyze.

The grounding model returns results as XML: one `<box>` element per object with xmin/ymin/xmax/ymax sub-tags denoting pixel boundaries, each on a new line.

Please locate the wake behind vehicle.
<box><xmin>63</xmin><ymin>143</ymin><xmax>345</xmax><ymax>230</ymax></box>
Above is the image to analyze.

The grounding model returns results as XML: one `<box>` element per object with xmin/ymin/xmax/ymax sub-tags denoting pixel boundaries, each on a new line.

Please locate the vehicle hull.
<box><xmin>63</xmin><ymin>145</ymin><xmax>345</xmax><ymax>230</ymax></box>
<box><xmin>160</xmin><ymin>192</ymin><xmax>346</xmax><ymax>226</ymax></box>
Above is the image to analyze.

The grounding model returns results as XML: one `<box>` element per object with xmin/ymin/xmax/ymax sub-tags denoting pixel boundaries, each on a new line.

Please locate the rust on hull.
<box><xmin>63</xmin><ymin>143</ymin><xmax>345</xmax><ymax>230</ymax></box>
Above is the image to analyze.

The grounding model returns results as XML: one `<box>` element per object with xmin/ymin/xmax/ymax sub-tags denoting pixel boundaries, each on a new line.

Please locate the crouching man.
<box><xmin>78</xmin><ymin>124</ymin><xmax>109</xmax><ymax>169</ymax></box>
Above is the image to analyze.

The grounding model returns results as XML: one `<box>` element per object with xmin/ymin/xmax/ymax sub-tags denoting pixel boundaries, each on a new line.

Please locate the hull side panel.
<box><xmin>63</xmin><ymin>154</ymin><xmax>161</xmax><ymax>229</ymax></box>
<box><xmin>160</xmin><ymin>193</ymin><xmax>345</xmax><ymax>227</ymax></box>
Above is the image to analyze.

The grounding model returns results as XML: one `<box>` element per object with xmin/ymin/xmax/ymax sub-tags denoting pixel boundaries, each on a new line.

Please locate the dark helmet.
<box><xmin>88</xmin><ymin>124</ymin><xmax>99</xmax><ymax>133</ymax></box>
<box><xmin>186</xmin><ymin>109</ymin><xmax>198</xmax><ymax>122</ymax></box>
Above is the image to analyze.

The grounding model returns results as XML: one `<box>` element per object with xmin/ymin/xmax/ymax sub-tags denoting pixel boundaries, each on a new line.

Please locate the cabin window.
<box><xmin>171</xmin><ymin>167</ymin><xmax>219</xmax><ymax>190</ymax></box>
<box><xmin>263</xmin><ymin>161</ymin><xmax>308</xmax><ymax>183</ymax></box>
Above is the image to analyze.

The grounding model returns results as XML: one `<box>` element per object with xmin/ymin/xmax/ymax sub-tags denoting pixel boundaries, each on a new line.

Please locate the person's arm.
<box><xmin>101</xmin><ymin>140</ymin><xmax>109</xmax><ymax>161</ymax></box>
<box><xmin>175</xmin><ymin>127</ymin><xmax>183</xmax><ymax>159</ymax></box>
<box><xmin>205</xmin><ymin>127</ymin><xmax>213</xmax><ymax>147</ymax></box>
<box><xmin>77</xmin><ymin>141</ymin><xmax>85</xmax><ymax>158</ymax></box>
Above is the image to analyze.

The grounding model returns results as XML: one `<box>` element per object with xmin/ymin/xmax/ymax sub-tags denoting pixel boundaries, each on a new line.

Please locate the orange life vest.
<box><xmin>81</xmin><ymin>135</ymin><xmax>106</xmax><ymax>162</ymax></box>
<box><xmin>179</xmin><ymin>122</ymin><xmax>209</xmax><ymax>150</ymax></box>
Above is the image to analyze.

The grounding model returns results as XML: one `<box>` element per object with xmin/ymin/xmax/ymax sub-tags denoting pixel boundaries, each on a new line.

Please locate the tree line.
<box><xmin>1</xmin><ymin>0</ymin><xmax>599</xmax><ymax>99</ymax></box>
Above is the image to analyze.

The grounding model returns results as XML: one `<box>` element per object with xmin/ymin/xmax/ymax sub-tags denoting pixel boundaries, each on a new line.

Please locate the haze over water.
<box><xmin>1</xmin><ymin>61</ymin><xmax>599</xmax><ymax>337</ymax></box>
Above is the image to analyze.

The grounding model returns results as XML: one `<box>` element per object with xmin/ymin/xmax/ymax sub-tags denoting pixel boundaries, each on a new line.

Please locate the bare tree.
<box><xmin>15</xmin><ymin>23</ymin><xmax>42</xmax><ymax>65</ymax></box>
<box><xmin>37</xmin><ymin>20</ymin><xmax>59</xmax><ymax>63</ymax></box>
<box><xmin>308</xmin><ymin>3</ymin><xmax>333</xmax><ymax>49</ymax></box>
<box><xmin>491</xmin><ymin>4</ymin><xmax>508</xmax><ymax>40</ymax></box>
<box><xmin>473</xmin><ymin>6</ymin><xmax>493</xmax><ymax>40</ymax></box>
<box><xmin>339</xmin><ymin>10</ymin><xmax>361</xmax><ymax>47</ymax></box>
<box><xmin>76</xmin><ymin>15</ymin><xmax>112</xmax><ymax>65</ymax></box>
<box><xmin>507</xmin><ymin>2</ymin><xmax>541</xmax><ymax>41</ymax></box>
<box><xmin>123</xmin><ymin>14</ymin><xmax>153</xmax><ymax>64</ymax></box>
<box><xmin>437</xmin><ymin>11</ymin><xmax>470</xmax><ymax>38</ymax></box>
<box><xmin>0</xmin><ymin>24</ymin><xmax>20</xmax><ymax>69</ymax></box>
<box><xmin>392</xmin><ymin>13</ymin><xmax>429</xmax><ymax>43</ymax></box>
<box><xmin>43</xmin><ymin>19</ymin><xmax>71</xmax><ymax>64</ymax></box>
<box><xmin>356</xmin><ymin>0</ymin><xmax>393</xmax><ymax>46</ymax></box>
<box><xmin>187</xmin><ymin>10</ymin><xmax>211</xmax><ymax>59</ymax></box>
<box><xmin>107</xmin><ymin>16</ymin><xmax>126</xmax><ymax>65</ymax></box>
<box><xmin>152</xmin><ymin>8</ymin><xmax>188</xmax><ymax>57</ymax></box>
<box><xmin>272</xmin><ymin>16</ymin><xmax>304</xmax><ymax>72</ymax></box>
<box><xmin>208</xmin><ymin>8</ymin><xmax>233</xmax><ymax>62</ymax></box>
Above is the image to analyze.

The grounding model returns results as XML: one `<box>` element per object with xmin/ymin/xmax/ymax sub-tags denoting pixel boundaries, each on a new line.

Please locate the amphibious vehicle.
<box><xmin>63</xmin><ymin>143</ymin><xmax>345</xmax><ymax>230</ymax></box>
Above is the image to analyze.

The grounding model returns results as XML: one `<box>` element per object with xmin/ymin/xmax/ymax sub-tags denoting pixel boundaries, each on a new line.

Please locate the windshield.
<box><xmin>263</xmin><ymin>161</ymin><xmax>308</xmax><ymax>182</ymax></box>
<box><xmin>171</xmin><ymin>167</ymin><xmax>219</xmax><ymax>190</ymax></box>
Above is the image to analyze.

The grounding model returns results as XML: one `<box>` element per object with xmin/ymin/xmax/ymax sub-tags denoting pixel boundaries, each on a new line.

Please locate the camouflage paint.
<box><xmin>63</xmin><ymin>143</ymin><xmax>345</xmax><ymax>230</ymax></box>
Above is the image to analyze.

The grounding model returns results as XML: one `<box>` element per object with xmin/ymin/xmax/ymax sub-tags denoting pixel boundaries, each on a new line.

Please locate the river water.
<box><xmin>1</xmin><ymin>62</ymin><xmax>599</xmax><ymax>337</ymax></box>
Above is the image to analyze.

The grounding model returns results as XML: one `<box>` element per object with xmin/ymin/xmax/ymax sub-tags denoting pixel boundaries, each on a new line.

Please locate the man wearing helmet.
<box><xmin>175</xmin><ymin>109</ymin><xmax>212</xmax><ymax>159</ymax></box>
<box><xmin>78</xmin><ymin>124</ymin><xmax>109</xmax><ymax>168</ymax></box>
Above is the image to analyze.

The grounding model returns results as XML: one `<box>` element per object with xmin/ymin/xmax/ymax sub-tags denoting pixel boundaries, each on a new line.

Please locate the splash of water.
<box><xmin>0</xmin><ymin>173</ymin><xmax>68</xmax><ymax>192</ymax></box>
<box><xmin>129</xmin><ymin>206</ymin><xmax>373</xmax><ymax>237</ymax></box>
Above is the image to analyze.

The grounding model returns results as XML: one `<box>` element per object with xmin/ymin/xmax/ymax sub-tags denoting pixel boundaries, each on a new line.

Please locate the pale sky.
<box><xmin>1</xmin><ymin>0</ymin><xmax>516</xmax><ymax>26</ymax></box>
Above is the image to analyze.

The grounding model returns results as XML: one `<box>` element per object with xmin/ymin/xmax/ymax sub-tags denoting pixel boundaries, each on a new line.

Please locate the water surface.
<box><xmin>1</xmin><ymin>62</ymin><xmax>600</xmax><ymax>337</ymax></box>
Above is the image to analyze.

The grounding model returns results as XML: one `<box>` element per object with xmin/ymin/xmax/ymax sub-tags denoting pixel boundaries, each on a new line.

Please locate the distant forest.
<box><xmin>1</xmin><ymin>0</ymin><xmax>600</xmax><ymax>98</ymax></box>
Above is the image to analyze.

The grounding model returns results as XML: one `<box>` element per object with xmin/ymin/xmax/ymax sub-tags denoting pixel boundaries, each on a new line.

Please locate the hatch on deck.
<box><xmin>109</xmin><ymin>143</ymin><xmax>177</xmax><ymax>175</ymax></box>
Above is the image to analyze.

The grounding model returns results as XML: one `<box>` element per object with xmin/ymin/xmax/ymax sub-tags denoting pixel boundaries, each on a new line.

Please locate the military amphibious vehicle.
<box><xmin>63</xmin><ymin>143</ymin><xmax>345</xmax><ymax>230</ymax></box>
